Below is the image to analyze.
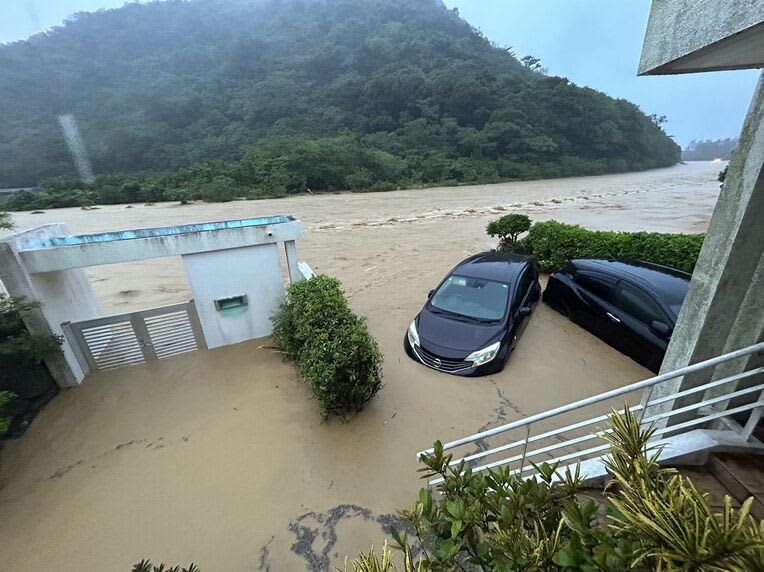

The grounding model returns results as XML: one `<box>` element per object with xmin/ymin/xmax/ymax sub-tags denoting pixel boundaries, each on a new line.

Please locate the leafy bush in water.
<box><xmin>272</xmin><ymin>275</ymin><xmax>383</xmax><ymax>418</ymax></box>
<box><xmin>494</xmin><ymin>219</ymin><xmax>704</xmax><ymax>273</ymax></box>
<box><xmin>0</xmin><ymin>210</ymin><xmax>11</xmax><ymax>229</ymax></box>
<box><xmin>485</xmin><ymin>213</ymin><xmax>531</xmax><ymax>249</ymax></box>
<box><xmin>350</xmin><ymin>409</ymin><xmax>764</xmax><ymax>571</ymax></box>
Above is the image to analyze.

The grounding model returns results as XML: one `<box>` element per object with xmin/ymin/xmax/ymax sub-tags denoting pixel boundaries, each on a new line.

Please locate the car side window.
<box><xmin>574</xmin><ymin>271</ymin><xmax>616</xmax><ymax>303</ymax></box>
<box><xmin>513</xmin><ymin>270</ymin><xmax>532</xmax><ymax>312</ymax></box>
<box><xmin>614</xmin><ymin>282</ymin><xmax>666</xmax><ymax>325</ymax></box>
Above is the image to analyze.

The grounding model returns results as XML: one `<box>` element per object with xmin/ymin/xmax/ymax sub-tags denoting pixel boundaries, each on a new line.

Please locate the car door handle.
<box><xmin>606</xmin><ymin>312</ymin><xmax>621</xmax><ymax>323</ymax></box>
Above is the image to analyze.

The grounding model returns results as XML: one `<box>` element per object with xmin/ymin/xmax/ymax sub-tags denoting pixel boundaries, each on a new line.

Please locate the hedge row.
<box><xmin>272</xmin><ymin>275</ymin><xmax>383</xmax><ymax>418</ymax></box>
<box><xmin>504</xmin><ymin>220</ymin><xmax>704</xmax><ymax>273</ymax></box>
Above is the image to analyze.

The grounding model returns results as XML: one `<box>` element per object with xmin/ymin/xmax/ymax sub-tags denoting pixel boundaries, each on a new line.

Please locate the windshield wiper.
<box><xmin>430</xmin><ymin>307</ymin><xmax>497</xmax><ymax>324</ymax></box>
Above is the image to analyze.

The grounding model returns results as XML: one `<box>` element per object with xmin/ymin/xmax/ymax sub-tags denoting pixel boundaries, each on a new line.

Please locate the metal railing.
<box><xmin>417</xmin><ymin>342</ymin><xmax>764</xmax><ymax>487</ymax></box>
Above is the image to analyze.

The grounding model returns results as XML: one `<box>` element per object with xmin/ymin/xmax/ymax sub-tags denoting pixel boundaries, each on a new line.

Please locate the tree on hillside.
<box><xmin>0</xmin><ymin>0</ymin><xmax>681</xmax><ymax>204</ymax></box>
<box><xmin>0</xmin><ymin>211</ymin><xmax>11</xmax><ymax>230</ymax></box>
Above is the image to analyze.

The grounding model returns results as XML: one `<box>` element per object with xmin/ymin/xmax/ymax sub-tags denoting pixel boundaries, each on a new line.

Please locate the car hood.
<box><xmin>417</xmin><ymin>309</ymin><xmax>504</xmax><ymax>352</ymax></box>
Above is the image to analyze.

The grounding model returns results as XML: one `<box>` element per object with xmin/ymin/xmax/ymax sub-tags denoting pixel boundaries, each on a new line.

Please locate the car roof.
<box><xmin>571</xmin><ymin>259</ymin><xmax>691</xmax><ymax>298</ymax></box>
<box><xmin>453</xmin><ymin>251</ymin><xmax>532</xmax><ymax>282</ymax></box>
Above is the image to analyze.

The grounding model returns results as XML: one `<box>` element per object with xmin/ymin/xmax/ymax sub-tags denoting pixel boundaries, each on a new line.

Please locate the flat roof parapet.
<box><xmin>28</xmin><ymin>215</ymin><xmax>297</xmax><ymax>250</ymax></box>
<box><xmin>17</xmin><ymin>216</ymin><xmax>304</xmax><ymax>273</ymax></box>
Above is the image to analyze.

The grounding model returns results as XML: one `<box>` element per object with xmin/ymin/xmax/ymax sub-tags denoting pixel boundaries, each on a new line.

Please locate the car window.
<box><xmin>574</xmin><ymin>271</ymin><xmax>616</xmax><ymax>302</ymax></box>
<box><xmin>429</xmin><ymin>276</ymin><xmax>510</xmax><ymax>321</ymax></box>
<box><xmin>513</xmin><ymin>270</ymin><xmax>533</xmax><ymax>311</ymax></box>
<box><xmin>614</xmin><ymin>282</ymin><xmax>666</xmax><ymax>325</ymax></box>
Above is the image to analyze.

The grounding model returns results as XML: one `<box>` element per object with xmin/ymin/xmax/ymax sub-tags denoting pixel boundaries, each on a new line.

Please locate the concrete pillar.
<box><xmin>0</xmin><ymin>225</ymin><xmax>101</xmax><ymax>387</ymax></box>
<box><xmin>644</xmin><ymin>72</ymin><xmax>764</xmax><ymax>426</ymax></box>
<box><xmin>284</xmin><ymin>240</ymin><xmax>302</xmax><ymax>283</ymax></box>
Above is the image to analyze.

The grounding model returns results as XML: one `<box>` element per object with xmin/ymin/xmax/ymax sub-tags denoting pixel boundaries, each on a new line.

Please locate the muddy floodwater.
<box><xmin>0</xmin><ymin>162</ymin><xmax>721</xmax><ymax>570</ymax></box>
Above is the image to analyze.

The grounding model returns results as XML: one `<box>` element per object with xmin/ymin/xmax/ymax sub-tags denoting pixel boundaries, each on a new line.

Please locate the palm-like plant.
<box><xmin>604</xmin><ymin>408</ymin><xmax>764</xmax><ymax>571</ymax></box>
<box><xmin>132</xmin><ymin>560</ymin><xmax>199</xmax><ymax>572</ymax></box>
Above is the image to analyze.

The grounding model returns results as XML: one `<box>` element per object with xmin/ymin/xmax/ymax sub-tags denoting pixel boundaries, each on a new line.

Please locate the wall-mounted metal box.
<box><xmin>214</xmin><ymin>294</ymin><xmax>248</xmax><ymax>311</ymax></box>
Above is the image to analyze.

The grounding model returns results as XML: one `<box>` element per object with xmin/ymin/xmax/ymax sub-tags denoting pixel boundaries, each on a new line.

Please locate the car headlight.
<box><xmin>466</xmin><ymin>341</ymin><xmax>501</xmax><ymax>366</ymax></box>
<box><xmin>407</xmin><ymin>320</ymin><xmax>420</xmax><ymax>347</ymax></box>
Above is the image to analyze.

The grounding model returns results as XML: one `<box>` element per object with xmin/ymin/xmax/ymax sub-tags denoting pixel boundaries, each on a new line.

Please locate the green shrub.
<box><xmin>369</xmin><ymin>181</ymin><xmax>396</xmax><ymax>193</ymax></box>
<box><xmin>485</xmin><ymin>213</ymin><xmax>531</xmax><ymax>249</ymax></box>
<box><xmin>0</xmin><ymin>294</ymin><xmax>61</xmax><ymax>438</ymax></box>
<box><xmin>272</xmin><ymin>275</ymin><xmax>383</xmax><ymax>418</ymax></box>
<box><xmin>198</xmin><ymin>176</ymin><xmax>240</xmax><ymax>202</ymax></box>
<box><xmin>496</xmin><ymin>219</ymin><xmax>704</xmax><ymax>273</ymax></box>
<box><xmin>0</xmin><ymin>391</ymin><xmax>14</xmax><ymax>438</ymax></box>
<box><xmin>354</xmin><ymin>409</ymin><xmax>764</xmax><ymax>571</ymax></box>
<box><xmin>0</xmin><ymin>210</ymin><xmax>11</xmax><ymax>230</ymax></box>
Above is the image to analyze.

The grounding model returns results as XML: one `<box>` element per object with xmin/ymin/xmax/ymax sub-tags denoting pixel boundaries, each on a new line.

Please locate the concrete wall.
<box><xmin>0</xmin><ymin>225</ymin><xmax>101</xmax><ymax>386</ymax></box>
<box><xmin>182</xmin><ymin>243</ymin><xmax>286</xmax><ymax>349</ymax></box>
<box><xmin>646</xmin><ymin>72</ymin><xmax>764</xmax><ymax>424</ymax></box>
<box><xmin>639</xmin><ymin>0</ymin><xmax>764</xmax><ymax>74</ymax></box>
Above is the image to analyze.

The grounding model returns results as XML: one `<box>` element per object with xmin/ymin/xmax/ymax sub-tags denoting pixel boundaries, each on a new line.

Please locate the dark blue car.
<box><xmin>543</xmin><ymin>259</ymin><xmax>691</xmax><ymax>372</ymax></box>
<box><xmin>404</xmin><ymin>252</ymin><xmax>540</xmax><ymax>376</ymax></box>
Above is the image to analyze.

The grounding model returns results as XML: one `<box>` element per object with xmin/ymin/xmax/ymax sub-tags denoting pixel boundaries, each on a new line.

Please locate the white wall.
<box><xmin>0</xmin><ymin>224</ymin><xmax>101</xmax><ymax>385</ymax></box>
<box><xmin>182</xmin><ymin>244</ymin><xmax>286</xmax><ymax>349</ymax></box>
<box><xmin>28</xmin><ymin>268</ymin><xmax>101</xmax><ymax>381</ymax></box>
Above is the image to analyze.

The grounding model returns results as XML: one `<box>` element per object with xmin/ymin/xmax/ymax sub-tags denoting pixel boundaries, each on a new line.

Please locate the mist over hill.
<box><xmin>0</xmin><ymin>0</ymin><xmax>680</xmax><ymax>204</ymax></box>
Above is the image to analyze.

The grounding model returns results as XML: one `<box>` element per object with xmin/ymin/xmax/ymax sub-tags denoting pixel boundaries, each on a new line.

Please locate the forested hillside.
<box><xmin>0</xmin><ymin>0</ymin><xmax>680</xmax><ymax>207</ymax></box>
<box><xmin>682</xmin><ymin>138</ymin><xmax>738</xmax><ymax>161</ymax></box>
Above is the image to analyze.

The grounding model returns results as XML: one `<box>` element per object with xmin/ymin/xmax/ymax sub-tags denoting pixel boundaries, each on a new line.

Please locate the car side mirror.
<box><xmin>651</xmin><ymin>320</ymin><xmax>672</xmax><ymax>337</ymax></box>
<box><xmin>518</xmin><ymin>307</ymin><xmax>532</xmax><ymax>318</ymax></box>
<box><xmin>427</xmin><ymin>289</ymin><xmax>435</xmax><ymax>298</ymax></box>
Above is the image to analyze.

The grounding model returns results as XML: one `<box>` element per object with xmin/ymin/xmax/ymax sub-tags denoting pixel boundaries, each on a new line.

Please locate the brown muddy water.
<box><xmin>0</xmin><ymin>162</ymin><xmax>721</xmax><ymax>570</ymax></box>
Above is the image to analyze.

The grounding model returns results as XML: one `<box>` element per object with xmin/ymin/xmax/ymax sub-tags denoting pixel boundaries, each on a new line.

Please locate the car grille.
<box><xmin>414</xmin><ymin>345</ymin><xmax>473</xmax><ymax>373</ymax></box>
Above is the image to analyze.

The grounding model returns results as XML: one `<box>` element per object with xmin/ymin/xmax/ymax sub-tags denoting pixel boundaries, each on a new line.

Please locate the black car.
<box><xmin>543</xmin><ymin>259</ymin><xmax>691</xmax><ymax>372</ymax></box>
<box><xmin>404</xmin><ymin>252</ymin><xmax>540</xmax><ymax>376</ymax></box>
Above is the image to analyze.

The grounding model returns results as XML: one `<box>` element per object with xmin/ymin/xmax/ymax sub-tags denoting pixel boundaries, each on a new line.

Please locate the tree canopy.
<box><xmin>0</xmin><ymin>0</ymin><xmax>680</xmax><ymax>205</ymax></box>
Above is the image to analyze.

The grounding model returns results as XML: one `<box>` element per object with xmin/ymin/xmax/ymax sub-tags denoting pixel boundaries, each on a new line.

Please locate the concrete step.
<box><xmin>708</xmin><ymin>453</ymin><xmax>764</xmax><ymax>520</ymax></box>
<box><xmin>575</xmin><ymin>428</ymin><xmax>764</xmax><ymax>487</ymax></box>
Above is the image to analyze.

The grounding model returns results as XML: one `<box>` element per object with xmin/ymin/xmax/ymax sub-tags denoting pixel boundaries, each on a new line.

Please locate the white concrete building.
<box><xmin>0</xmin><ymin>215</ymin><xmax>307</xmax><ymax>387</ymax></box>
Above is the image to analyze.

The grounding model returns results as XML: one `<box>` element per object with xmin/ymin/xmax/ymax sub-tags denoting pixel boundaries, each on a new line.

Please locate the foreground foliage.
<box><xmin>492</xmin><ymin>217</ymin><xmax>704</xmax><ymax>273</ymax></box>
<box><xmin>132</xmin><ymin>560</ymin><xmax>199</xmax><ymax>572</ymax></box>
<box><xmin>272</xmin><ymin>275</ymin><xmax>383</xmax><ymax>418</ymax></box>
<box><xmin>347</xmin><ymin>409</ymin><xmax>763</xmax><ymax>571</ymax></box>
<box><xmin>1</xmin><ymin>0</ymin><xmax>678</xmax><ymax>200</ymax></box>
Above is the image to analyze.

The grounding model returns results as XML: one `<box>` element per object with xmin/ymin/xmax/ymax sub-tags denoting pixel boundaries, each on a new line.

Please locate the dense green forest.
<box><xmin>0</xmin><ymin>0</ymin><xmax>680</xmax><ymax>209</ymax></box>
<box><xmin>682</xmin><ymin>137</ymin><xmax>738</xmax><ymax>161</ymax></box>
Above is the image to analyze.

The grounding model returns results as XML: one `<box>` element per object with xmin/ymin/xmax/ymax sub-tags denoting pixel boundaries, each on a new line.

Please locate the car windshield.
<box><xmin>429</xmin><ymin>275</ymin><xmax>510</xmax><ymax>321</ymax></box>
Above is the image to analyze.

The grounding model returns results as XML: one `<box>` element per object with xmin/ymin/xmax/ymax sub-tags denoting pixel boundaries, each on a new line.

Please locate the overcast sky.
<box><xmin>1</xmin><ymin>0</ymin><xmax>760</xmax><ymax>146</ymax></box>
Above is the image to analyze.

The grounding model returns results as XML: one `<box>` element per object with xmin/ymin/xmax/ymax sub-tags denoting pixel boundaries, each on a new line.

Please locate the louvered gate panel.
<box><xmin>80</xmin><ymin>320</ymin><xmax>145</xmax><ymax>370</ymax></box>
<box><xmin>62</xmin><ymin>301</ymin><xmax>207</xmax><ymax>375</ymax></box>
<box><xmin>144</xmin><ymin>309</ymin><xmax>200</xmax><ymax>359</ymax></box>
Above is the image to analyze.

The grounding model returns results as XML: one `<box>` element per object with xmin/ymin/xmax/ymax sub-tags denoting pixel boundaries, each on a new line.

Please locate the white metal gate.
<box><xmin>62</xmin><ymin>301</ymin><xmax>207</xmax><ymax>374</ymax></box>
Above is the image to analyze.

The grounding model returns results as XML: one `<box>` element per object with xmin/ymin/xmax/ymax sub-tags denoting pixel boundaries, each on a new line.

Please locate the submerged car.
<box><xmin>543</xmin><ymin>259</ymin><xmax>691</xmax><ymax>373</ymax></box>
<box><xmin>404</xmin><ymin>252</ymin><xmax>540</xmax><ymax>376</ymax></box>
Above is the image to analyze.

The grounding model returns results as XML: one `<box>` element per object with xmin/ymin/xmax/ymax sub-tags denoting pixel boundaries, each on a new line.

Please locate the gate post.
<box><xmin>61</xmin><ymin>321</ymin><xmax>95</xmax><ymax>377</ymax></box>
<box><xmin>130</xmin><ymin>314</ymin><xmax>157</xmax><ymax>362</ymax></box>
<box><xmin>187</xmin><ymin>300</ymin><xmax>208</xmax><ymax>351</ymax></box>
